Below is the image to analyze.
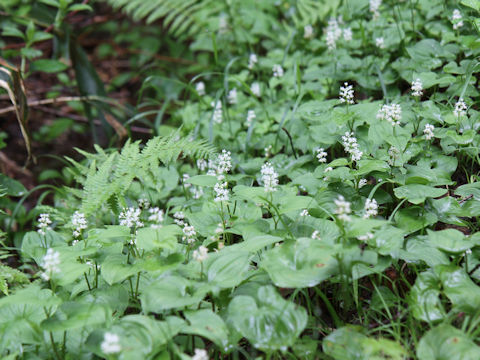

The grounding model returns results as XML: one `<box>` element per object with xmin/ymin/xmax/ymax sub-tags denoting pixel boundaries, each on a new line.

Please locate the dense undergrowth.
<box><xmin>2</xmin><ymin>0</ymin><xmax>480</xmax><ymax>359</ymax></box>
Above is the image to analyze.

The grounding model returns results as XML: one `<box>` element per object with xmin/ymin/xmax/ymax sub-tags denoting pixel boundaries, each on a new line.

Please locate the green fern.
<box><xmin>68</xmin><ymin>132</ymin><xmax>215</xmax><ymax>215</ymax></box>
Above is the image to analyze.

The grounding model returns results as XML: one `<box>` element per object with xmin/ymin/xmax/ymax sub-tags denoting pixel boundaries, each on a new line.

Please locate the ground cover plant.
<box><xmin>2</xmin><ymin>0</ymin><xmax>480</xmax><ymax>358</ymax></box>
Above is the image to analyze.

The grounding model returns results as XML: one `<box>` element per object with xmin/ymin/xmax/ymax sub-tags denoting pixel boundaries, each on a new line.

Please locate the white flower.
<box><xmin>192</xmin><ymin>348</ymin><xmax>209</xmax><ymax>360</ymax></box>
<box><xmin>251</xmin><ymin>82</ymin><xmax>261</xmax><ymax>97</ymax></box>
<box><xmin>182</xmin><ymin>223</ymin><xmax>196</xmax><ymax>244</ymax></box>
<box><xmin>377</xmin><ymin>103</ymin><xmax>402</xmax><ymax>126</ymax></box>
<box><xmin>261</xmin><ymin>162</ymin><xmax>279</xmax><ymax>192</ymax></box>
<box><xmin>37</xmin><ymin>213</ymin><xmax>52</xmax><ymax>235</ymax></box>
<box><xmin>326</xmin><ymin>17</ymin><xmax>343</xmax><ymax>51</ymax></box>
<box><xmin>119</xmin><ymin>207</ymin><xmax>143</xmax><ymax>228</ymax></box>
<box><xmin>264</xmin><ymin>145</ymin><xmax>272</xmax><ymax>158</ymax></box>
<box><xmin>423</xmin><ymin>123</ymin><xmax>435</xmax><ymax>140</ymax></box>
<box><xmin>71</xmin><ymin>211</ymin><xmax>87</xmax><ymax>238</ymax></box>
<box><xmin>300</xmin><ymin>209</ymin><xmax>309</xmax><ymax>217</ymax></box>
<box><xmin>101</xmin><ymin>332</ymin><xmax>121</xmax><ymax>355</ymax></box>
<box><xmin>370</xmin><ymin>0</ymin><xmax>382</xmax><ymax>18</ymax></box>
<box><xmin>215</xmin><ymin>223</ymin><xmax>223</xmax><ymax>234</ymax></box>
<box><xmin>411</xmin><ymin>78</ymin><xmax>423</xmax><ymax>97</ymax></box>
<box><xmin>316</xmin><ymin>148</ymin><xmax>328</xmax><ymax>163</ymax></box>
<box><xmin>363</xmin><ymin>198</ymin><xmax>378</xmax><ymax>218</ymax></box>
<box><xmin>214</xmin><ymin>181</ymin><xmax>229</xmax><ymax>202</ymax></box>
<box><xmin>375</xmin><ymin>37</ymin><xmax>384</xmax><ymax>48</ymax></box>
<box><xmin>190</xmin><ymin>187</ymin><xmax>204</xmax><ymax>200</ymax></box>
<box><xmin>358</xmin><ymin>232</ymin><xmax>374</xmax><ymax>241</ymax></box>
<box><xmin>358</xmin><ymin>178</ymin><xmax>368</xmax><ymax>188</ymax></box>
<box><xmin>272</xmin><ymin>64</ymin><xmax>284</xmax><ymax>78</ymax></box>
<box><xmin>452</xmin><ymin>9</ymin><xmax>463</xmax><ymax>30</ymax></box>
<box><xmin>454</xmin><ymin>98</ymin><xmax>467</xmax><ymax>118</ymax></box>
<box><xmin>218</xmin><ymin>14</ymin><xmax>228</xmax><ymax>33</ymax></box>
<box><xmin>148</xmin><ymin>207</ymin><xmax>164</xmax><ymax>228</ymax></box>
<box><xmin>248</xmin><ymin>53</ymin><xmax>258</xmax><ymax>69</ymax></box>
<box><xmin>388</xmin><ymin>146</ymin><xmax>400</xmax><ymax>166</ymax></box>
<box><xmin>304</xmin><ymin>24</ymin><xmax>314</xmax><ymax>39</ymax></box>
<box><xmin>334</xmin><ymin>195</ymin><xmax>352</xmax><ymax>222</ymax></box>
<box><xmin>245</xmin><ymin>110</ymin><xmax>256</xmax><ymax>127</ymax></box>
<box><xmin>182</xmin><ymin>174</ymin><xmax>192</xmax><ymax>188</ymax></box>
<box><xmin>311</xmin><ymin>230</ymin><xmax>321</xmax><ymax>240</ymax></box>
<box><xmin>216</xmin><ymin>149</ymin><xmax>232</xmax><ymax>174</ymax></box>
<box><xmin>173</xmin><ymin>211</ymin><xmax>185</xmax><ymax>226</ymax></box>
<box><xmin>211</xmin><ymin>100</ymin><xmax>223</xmax><ymax>124</ymax></box>
<box><xmin>197</xmin><ymin>159</ymin><xmax>207</xmax><ymax>171</ymax></box>
<box><xmin>341</xmin><ymin>131</ymin><xmax>363</xmax><ymax>162</ymax></box>
<box><xmin>196</xmin><ymin>81</ymin><xmax>205</xmax><ymax>96</ymax></box>
<box><xmin>339</xmin><ymin>82</ymin><xmax>354</xmax><ymax>104</ymax></box>
<box><xmin>137</xmin><ymin>198</ymin><xmax>150</xmax><ymax>209</ymax></box>
<box><xmin>343</xmin><ymin>27</ymin><xmax>352</xmax><ymax>41</ymax></box>
<box><xmin>40</xmin><ymin>248</ymin><xmax>60</xmax><ymax>281</ymax></box>
<box><xmin>192</xmin><ymin>246</ymin><xmax>208</xmax><ymax>262</ymax></box>
<box><xmin>324</xmin><ymin>167</ymin><xmax>333</xmax><ymax>173</ymax></box>
<box><xmin>227</xmin><ymin>88</ymin><xmax>237</xmax><ymax>104</ymax></box>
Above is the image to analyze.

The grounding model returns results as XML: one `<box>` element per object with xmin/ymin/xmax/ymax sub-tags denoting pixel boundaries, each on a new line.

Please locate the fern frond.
<box><xmin>81</xmin><ymin>155</ymin><xmax>116</xmax><ymax>214</ymax></box>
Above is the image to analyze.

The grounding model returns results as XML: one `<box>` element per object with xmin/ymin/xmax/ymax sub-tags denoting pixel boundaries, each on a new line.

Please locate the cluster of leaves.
<box><xmin>3</xmin><ymin>0</ymin><xmax>480</xmax><ymax>359</ymax></box>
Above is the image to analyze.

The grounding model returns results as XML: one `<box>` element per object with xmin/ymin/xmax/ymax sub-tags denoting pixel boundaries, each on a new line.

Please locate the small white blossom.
<box><xmin>370</xmin><ymin>0</ymin><xmax>382</xmax><ymax>19</ymax></box>
<box><xmin>423</xmin><ymin>123</ymin><xmax>435</xmax><ymax>140</ymax></box>
<box><xmin>334</xmin><ymin>195</ymin><xmax>352</xmax><ymax>222</ymax></box>
<box><xmin>196</xmin><ymin>82</ymin><xmax>205</xmax><ymax>96</ymax></box>
<box><xmin>377</xmin><ymin>103</ymin><xmax>402</xmax><ymax>126</ymax></box>
<box><xmin>454</xmin><ymin>98</ymin><xmax>467</xmax><ymax>118</ymax></box>
<box><xmin>248</xmin><ymin>53</ymin><xmax>258</xmax><ymax>69</ymax></box>
<box><xmin>245</xmin><ymin>110</ymin><xmax>256</xmax><ymax>127</ymax></box>
<box><xmin>343</xmin><ymin>27</ymin><xmax>352</xmax><ymax>41</ymax></box>
<box><xmin>40</xmin><ymin>248</ymin><xmax>61</xmax><ymax>281</ymax></box>
<box><xmin>311</xmin><ymin>230</ymin><xmax>321</xmax><ymax>240</ymax></box>
<box><xmin>214</xmin><ymin>181</ymin><xmax>229</xmax><ymax>202</ymax></box>
<box><xmin>264</xmin><ymin>145</ymin><xmax>272</xmax><ymax>158</ymax></box>
<box><xmin>216</xmin><ymin>149</ymin><xmax>232</xmax><ymax>174</ymax></box>
<box><xmin>148</xmin><ymin>207</ymin><xmax>164</xmax><ymax>228</ymax></box>
<box><xmin>182</xmin><ymin>174</ymin><xmax>192</xmax><ymax>188</ymax></box>
<box><xmin>137</xmin><ymin>198</ymin><xmax>150</xmax><ymax>209</ymax></box>
<box><xmin>192</xmin><ymin>348</ymin><xmax>209</xmax><ymax>360</ymax></box>
<box><xmin>101</xmin><ymin>332</ymin><xmax>121</xmax><ymax>355</ymax></box>
<box><xmin>182</xmin><ymin>223</ymin><xmax>196</xmax><ymax>244</ymax></box>
<box><xmin>358</xmin><ymin>179</ymin><xmax>368</xmax><ymax>188</ymax></box>
<box><xmin>37</xmin><ymin>213</ymin><xmax>52</xmax><ymax>235</ymax></box>
<box><xmin>251</xmin><ymin>82</ymin><xmax>261</xmax><ymax>97</ymax></box>
<box><xmin>388</xmin><ymin>146</ymin><xmax>400</xmax><ymax>166</ymax></box>
<box><xmin>342</xmin><ymin>131</ymin><xmax>363</xmax><ymax>162</ymax></box>
<box><xmin>71</xmin><ymin>211</ymin><xmax>87</xmax><ymax>238</ymax></box>
<box><xmin>339</xmin><ymin>82</ymin><xmax>354</xmax><ymax>104</ymax></box>
<box><xmin>197</xmin><ymin>159</ymin><xmax>207</xmax><ymax>171</ymax></box>
<box><xmin>300</xmin><ymin>209</ymin><xmax>309</xmax><ymax>217</ymax></box>
<box><xmin>272</xmin><ymin>64</ymin><xmax>284</xmax><ymax>78</ymax></box>
<box><xmin>119</xmin><ymin>207</ymin><xmax>143</xmax><ymax>228</ymax></box>
<box><xmin>324</xmin><ymin>167</ymin><xmax>333</xmax><ymax>173</ymax></box>
<box><xmin>316</xmin><ymin>148</ymin><xmax>328</xmax><ymax>163</ymax></box>
<box><xmin>215</xmin><ymin>223</ymin><xmax>223</xmax><ymax>234</ymax></box>
<box><xmin>363</xmin><ymin>198</ymin><xmax>378</xmax><ymax>218</ymax></box>
<box><xmin>211</xmin><ymin>100</ymin><xmax>223</xmax><ymax>124</ymax></box>
<box><xmin>218</xmin><ymin>14</ymin><xmax>228</xmax><ymax>33</ymax></box>
<box><xmin>227</xmin><ymin>88</ymin><xmax>237</xmax><ymax>104</ymax></box>
<box><xmin>411</xmin><ymin>78</ymin><xmax>423</xmax><ymax>97</ymax></box>
<box><xmin>452</xmin><ymin>9</ymin><xmax>464</xmax><ymax>30</ymax></box>
<box><xmin>375</xmin><ymin>37</ymin><xmax>384</xmax><ymax>49</ymax></box>
<box><xmin>304</xmin><ymin>24</ymin><xmax>314</xmax><ymax>39</ymax></box>
<box><xmin>261</xmin><ymin>162</ymin><xmax>279</xmax><ymax>192</ymax></box>
<box><xmin>174</xmin><ymin>211</ymin><xmax>185</xmax><ymax>226</ymax></box>
<box><xmin>193</xmin><ymin>246</ymin><xmax>209</xmax><ymax>262</ymax></box>
<box><xmin>190</xmin><ymin>187</ymin><xmax>204</xmax><ymax>200</ymax></box>
<box><xmin>358</xmin><ymin>232</ymin><xmax>374</xmax><ymax>241</ymax></box>
<box><xmin>326</xmin><ymin>17</ymin><xmax>343</xmax><ymax>50</ymax></box>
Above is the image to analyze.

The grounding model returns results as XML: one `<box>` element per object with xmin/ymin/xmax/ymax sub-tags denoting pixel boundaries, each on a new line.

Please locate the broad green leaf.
<box><xmin>205</xmin><ymin>251</ymin><xmax>250</xmax><ymax>289</ymax></box>
<box><xmin>409</xmin><ymin>270</ymin><xmax>445</xmax><ymax>322</ymax></box>
<box><xmin>427</xmin><ymin>228</ymin><xmax>477</xmax><ymax>254</ymax></box>
<box><xmin>436</xmin><ymin>265</ymin><xmax>480</xmax><ymax>313</ymax></box>
<box><xmin>41</xmin><ymin>301</ymin><xmax>109</xmax><ymax>331</ymax></box>
<box><xmin>394</xmin><ymin>184</ymin><xmax>447</xmax><ymax>204</ymax></box>
<box><xmin>183</xmin><ymin>309</ymin><xmax>232</xmax><ymax>351</ymax></box>
<box><xmin>101</xmin><ymin>254</ymin><xmax>139</xmax><ymax>285</ymax></box>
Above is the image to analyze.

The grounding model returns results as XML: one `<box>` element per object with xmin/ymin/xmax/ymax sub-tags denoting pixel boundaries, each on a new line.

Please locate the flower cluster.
<box><xmin>300</xmin><ymin>209</ymin><xmax>309</xmax><ymax>217</ymax></box>
<box><xmin>71</xmin><ymin>211</ymin><xmax>87</xmax><ymax>238</ymax></box>
<box><xmin>363</xmin><ymin>198</ymin><xmax>378</xmax><ymax>218</ymax></box>
<box><xmin>214</xmin><ymin>181</ymin><xmax>229</xmax><ymax>202</ymax></box>
<box><xmin>388</xmin><ymin>146</ymin><xmax>400</xmax><ymax>166</ymax></box>
<box><xmin>251</xmin><ymin>82</ymin><xmax>261</xmax><ymax>97</ymax></box>
<box><xmin>193</xmin><ymin>246</ymin><xmax>208</xmax><ymax>262</ymax></box>
<box><xmin>138</xmin><ymin>198</ymin><xmax>150</xmax><ymax>209</ymax></box>
<box><xmin>192</xmin><ymin>348</ymin><xmax>209</xmax><ymax>360</ymax></box>
<box><xmin>245</xmin><ymin>110</ymin><xmax>256</xmax><ymax>127</ymax></box>
<box><xmin>311</xmin><ymin>230</ymin><xmax>321</xmax><ymax>240</ymax></box>
<box><xmin>264</xmin><ymin>145</ymin><xmax>272</xmax><ymax>158</ymax></box>
<box><xmin>119</xmin><ymin>207</ymin><xmax>143</xmax><ymax>228</ymax></box>
<box><xmin>216</xmin><ymin>149</ymin><xmax>232</xmax><ymax>175</ymax></box>
<box><xmin>304</xmin><ymin>24</ymin><xmax>314</xmax><ymax>39</ymax></box>
<box><xmin>196</xmin><ymin>81</ymin><xmax>205</xmax><ymax>96</ymax></box>
<box><xmin>316</xmin><ymin>148</ymin><xmax>328</xmax><ymax>163</ymax></box>
<box><xmin>40</xmin><ymin>248</ymin><xmax>61</xmax><ymax>281</ymax></box>
<box><xmin>211</xmin><ymin>100</ymin><xmax>223</xmax><ymax>124</ymax></box>
<box><xmin>358</xmin><ymin>178</ymin><xmax>368</xmax><ymax>188</ymax></box>
<box><xmin>173</xmin><ymin>211</ymin><xmax>185</xmax><ymax>226</ymax></box>
<box><xmin>339</xmin><ymin>82</ymin><xmax>354</xmax><ymax>104</ymax></box>
<box><xmin>334</xmin><ymin>195</ymin><xmax>352</xmax><ymax>222</ymax></box>
<box><xmin>182</xmin><ymin>223</ymin><xmax>196</xmax><ymax>244</ymax></box>
<box><xmin>261</xmin><ymin>162</ymin><xmax>279</xmax><ymax>192</ymax></box>
<box><xmin>375</xmin><ymin>37</ymin><xmax>384</xmax><ymax>49</ymax></box>
<box><xmin>325</xmin><ymin>17</ymin><xmax>343</xmax><ymax>50</ymax></box>
<box><xmin>411</xmin><ymin>78</ymin><xmax>423</xmax><ymax>97</ymax></box>
<box><xmin>272</xmin><ymin>64</ymin><xmax>284</xmax><ymax>78</ymax></box>
<box><xmin>197</xmin><ymin>159</ymin><xmax>207</xmax><ymax>171</ymax></box>
<box><xmin>452</xmin><ymin>9</ymin><xmax>463</xmax><ymax>30</ymax></box>
<box><xmin>341</xmin><ymin>131</ymin><xmax>363</xmax><ymax>162</ymax></box>
<box><xmin>343</xmin><ymin>27</ymin><xmax>352</xmax><ymax>41</ymax></box>
<box><xmin>358</xmin><ymin>232</ymin><xmax>374</xmax><ymax>241</ymax></box>
<box><xmin>423</xmin><ymin>124</ymin><xmax>435</xmax><ymax>140</ymax></box>
<box><xmin>101</xmin><ymin>332</ymin><xmax>121</xmax><ymax>355</ymax></box>
<box><xmin>228</xmin><ymin>88</ymin><xmax>237</xmax><ymax>104</ymax></box>
<box><xmin>377</xmin><ymin>103</ymin><xmax>402</xmax><ymax>126</ymax></box>
<box><xmin>248</xmin><ymin>53</ymin><xmax>257</xmax><ymax>69</ymax></box>
<box><xmin>370</xmin><ymin>0</ymin><xmax>382</xmax><ymax>18</ymax></box>
<box><xmin>37</xmin><ymin>213</ymin><xmax>52</xmax><ymax>235</ymax></box>
<box><xmin>454</xmin><ymin>99</ymin><xmax>467</xmax><ymax>118</ymax></box>
<box><xmin>148</xmin><ymin>207</ymin><xmax>164</xmax><ymax>229</ymax></box>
